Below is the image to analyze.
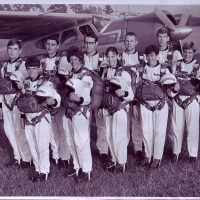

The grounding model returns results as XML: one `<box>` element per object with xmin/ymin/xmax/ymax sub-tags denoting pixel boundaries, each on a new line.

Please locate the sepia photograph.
<box><xmin>0</xmin><ymin>0</ymin><xmax>199</xmax><ymax>198</ymax></box>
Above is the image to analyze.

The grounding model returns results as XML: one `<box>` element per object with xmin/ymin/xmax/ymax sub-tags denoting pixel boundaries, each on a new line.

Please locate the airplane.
<box><xmin>0</xmin><ymin>6</ymin><xmax>194</xmax><ymax>61</ymax></box>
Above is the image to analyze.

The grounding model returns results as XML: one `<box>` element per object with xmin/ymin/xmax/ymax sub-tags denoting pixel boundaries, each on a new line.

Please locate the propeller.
<box><xmin>154</xmin><ymin>6</ymin><xmax>192</xmax><ymax>41</ymax></box>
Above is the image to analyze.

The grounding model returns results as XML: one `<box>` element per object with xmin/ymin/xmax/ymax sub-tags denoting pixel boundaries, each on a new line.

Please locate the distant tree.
<box><xmin>70</xmin><ymin>4</ymin><xmax>83</xmax><ymax>13</ymax></box>
<box><xmin>30</xmin><ymin>4</ymin><xmax>45</xmax><ymax>12</ymax></box>
<box><xmin>47</xmin><ymin>4</ymin><xmax>67</xmax><ymax>13</ymax></box>
<box><xmin>97</xmin><ymin>6</ymin><xmax>103</xmax><ymax>15</ymax></box>
<box><xmin>1</xmin><ymin>4</ymin><xmax>12</xmax><ymax>11</ymax></box>
<box><xmin>81</xmin><ymin>5</ymin><xmax>97</xmax><ymax>14</ymax></box>
<box><xmin>104</xmin><ymin>5</ymin><xmax>113</xmax><ymax>15</ymax></box>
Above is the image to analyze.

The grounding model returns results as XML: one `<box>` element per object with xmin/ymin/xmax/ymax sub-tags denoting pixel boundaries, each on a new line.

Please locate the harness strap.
<box><xmin>24</xmin><ymin>109</ymin><xmax>49</xmax><ymax>126</ymax></box>
<box><xmin>174</xmin><ymin>94</ymin><xmax>197</xmax><ymax>109</ymax></box>
<box><xmin>140</xmin><ymin>97</ymin><xmax>166</xmax><ymax>112</ymax></box>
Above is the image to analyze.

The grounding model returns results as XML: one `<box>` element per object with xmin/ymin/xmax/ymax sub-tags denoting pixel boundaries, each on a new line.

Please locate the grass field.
<box><xmin>0</xmin><ymin>119</ymin><xmax>200</xmax><ymax>197</ymax></box>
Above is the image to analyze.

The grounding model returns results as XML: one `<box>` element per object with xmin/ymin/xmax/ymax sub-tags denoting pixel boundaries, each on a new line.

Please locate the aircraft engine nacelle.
<box><xmin>170</xmin><ymin>26</ymin><xmax>193</xmax><ymax>41</ymax></box>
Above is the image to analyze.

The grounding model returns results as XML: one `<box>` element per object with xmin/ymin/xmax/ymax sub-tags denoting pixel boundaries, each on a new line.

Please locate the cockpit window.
<box><xmin>79</xmin><ymin>25</ymin><xmax>96</xmax><ymax>36</ymax></box>
<box><xmin>61</xmin><ymin>29</ymin><xmax>78</xmax><ymax>44</ymax></box>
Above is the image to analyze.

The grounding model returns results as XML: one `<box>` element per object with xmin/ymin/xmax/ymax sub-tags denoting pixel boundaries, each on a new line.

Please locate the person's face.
<box><xmin>27</xmin><ymin>66</ymin><xmax>40</xmax><ymax>80</ymax></box>
<box><xmin>106</xmin><ymin>51</ymin><xmax>118</xmax><ymax>68</ymax></box>
<box><xmin>157</xmin><ymin>33</ymin><xmax>169</xmax><ymax>48</ymax></box>
<box><xmin>124</xmin><ymin>35</ymin><xmax>138</xmax><ymax>51</ymax></box>
<box><xmin>183</xmin><ymin>48</ymin><xmax>194</xmax><ymax>64</ymax></box>
<box><xmin>7</xmin><ymin>44</ymin><xmax>21</xmax><ymax>60</ymax></box>
<box><xmin>84</xmin><ymin>36</ymin><xmax>98</xmax><ymax>54</ymax></box>
<box><xmin>146</xmin><ymin>52</ymin><xmax>158</xmax><ymax>67</ymax></box>
<box><xmin>45</xmin><ymin>39</ymin><xmax>59</xmax><ymax>56</ymax></box>
<box><xmin>69</xmin><ymin>56</ymin><xmax>82</xmax><ymax>72</ymax></box>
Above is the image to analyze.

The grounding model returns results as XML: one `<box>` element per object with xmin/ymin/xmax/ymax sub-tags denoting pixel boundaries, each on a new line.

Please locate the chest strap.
<box><xmin>174</xmin><ymin>94</ymin><xmax>197</xmax><ymax>109</ymax></box>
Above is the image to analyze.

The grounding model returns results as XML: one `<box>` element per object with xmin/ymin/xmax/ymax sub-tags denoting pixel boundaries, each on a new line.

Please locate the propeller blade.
<box><xmin>154</xmin><ymin>6</ymin><xmax>176</xmax><ymax>31</ymax></box>
<box><xmin>178</xmin><ymin>11</ymin><xmax>190</xmax><ymax>27</ymax></box>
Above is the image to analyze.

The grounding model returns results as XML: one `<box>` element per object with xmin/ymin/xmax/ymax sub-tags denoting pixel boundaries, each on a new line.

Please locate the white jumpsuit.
<box><xmin>172</xmin><ymin>60</ymin><xmax>199</xmax><ymax>157</ymax></box>
<box><xmin>140</xmin><ymin>63</ymin><xmax>169</xmax><ymax>160</ymax></box>
<box><xmin>40</xmin><ymin>55</ymin><xmax>70</xmax><ymax>162</ymax></box>
<box><xmin>102</xmin><ymin>67</ymin><xmax>134</xmax><ymax>165</ymax></box>
<box><xmin>1</xmin><ymin>58</ymin><xmax>31</xmax><ymax>163</ymax></box>
<box><xmin>122</xmin><ymin>51</ymin><xmax>143</xmax><ymax>152</ymax></box>
<box><xmin>23</xmin><ymin>77</ymin><xmax>61</xmax><ymax>174</ymax></box>
<box><xmin>63</xmin><ymin>68</ymin><xmax>93</xmax><ymax>173</ymax></box>
<box><xmin>84</xmin><ymin>52</ymin><xmax>109</xmax><ymax>155</ymax></box>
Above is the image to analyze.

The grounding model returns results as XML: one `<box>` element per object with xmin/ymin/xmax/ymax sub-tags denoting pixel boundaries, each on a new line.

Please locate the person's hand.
<box><xmin>173</xmin><ymin>82</ymin><xmax>180</xmax><ymax>92</ymax></box>
<box><xmin>115</xmin><ymin>89</ymin><xmax>125</xmax><ymax>97</ymax></box>
<box><xmin>69</xmin><ymin>93</ymin><xmax>80</xmax><ymax>102</ymax></box>
<box><xmin>46</xmin><ymin>97</ymin><xmax>56</xmax><ymax>106</ymax></box>
<box><xmin>15</xmin><ymin>81</ymin><xmax>23</xmax><ymax>90</ymax></box>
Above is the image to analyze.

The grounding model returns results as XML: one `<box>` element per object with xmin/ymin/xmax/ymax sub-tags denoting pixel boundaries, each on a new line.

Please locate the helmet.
<box><xmin>110</xmin><ymin>76</ymin><xmax>128</xmax><ymax>91</ymax></box>
<box><xmin>196</xmin><ymin>70</ymin><xmax>200</xmax><ymax>81</ymax></box>
<box><xmin>10</xmin><ymin>71</ymin><xmax>23</xmax><ymax>82</ymax></box>
<box><xmin>36</xmin><ymin>84</ymin><xmax>54</xmax><ymax>98</ymax></box>
<box><xmin>66</xmin><ymin>78</ymin><xmax>84</xmax><ymax>97</ymax></box>
<box><xmin>58</xmin><ymin>56</ymin><xmax>72</xmax><ymax>76</ymax></box>
<box><xmin>160</xmin><ymin>73</ymin><xmax>177</xmax><ymax>85</ymax></box>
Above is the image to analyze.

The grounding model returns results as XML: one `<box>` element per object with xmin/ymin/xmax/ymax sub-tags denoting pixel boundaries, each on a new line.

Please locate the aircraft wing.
<box><xmin>0</xmin><ymin>11</ymin><xmax>92</xmax><ymax>40</ymax></box>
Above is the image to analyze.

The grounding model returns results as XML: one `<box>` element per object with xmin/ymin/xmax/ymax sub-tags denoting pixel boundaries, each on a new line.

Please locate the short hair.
<box><xmin>145</xmin><ymin>45</ymin><xmax>159</xmax><ymax>56</ymax></box>
<box><xmin>156</xmin><ymin>27</ymin><xmax>170</xmax><ymax>37</ymax></box>
<box><xmin>25</xmin><ymin>57</ymin><xmax>40</xmax><ymax>68</ymax></box>
<box><xmin>67</xmin><ymin>46</ymin><xmax>84</xmax><ymax>64</ymax></box>
<box><xmin>125</xmin><ymin>32</ymin><xmax>137</xmax><ymax>38</ymax></box>
<box><xmin>183</xmin><ymin>41</ymin><xmax>196</xmax><ymax>52</ymax></box>
<box><xmin>7</xmin><ymin>39</ymin><xmax>22</xmax><ymax>49</ymax></box>
<box><xmin>84</xmin><ymin>33</ymin><xmax>98</xmax><ymax>43</ymax></box>
<box><xmin>105</xmin><ymin>46</ymin><xmax>118</xmax><ymax>56</ymax></box>
<box><xmin>46</xmin><ymin>35</ymin><xmax>59</xmax><ymax>44</ymax></box>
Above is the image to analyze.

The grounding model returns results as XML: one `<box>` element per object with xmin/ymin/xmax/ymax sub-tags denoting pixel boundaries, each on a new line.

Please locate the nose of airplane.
<box><xmin>170</xmin><ymin>26</ymin><xmax>193</xmax><ymax>40</ymax></box>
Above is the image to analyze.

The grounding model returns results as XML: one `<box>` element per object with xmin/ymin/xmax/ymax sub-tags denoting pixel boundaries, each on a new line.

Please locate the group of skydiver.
<box><xmin>0</xmin><ymin>26</ymin><xmax>199</xmax><ymax>183</ymax></box>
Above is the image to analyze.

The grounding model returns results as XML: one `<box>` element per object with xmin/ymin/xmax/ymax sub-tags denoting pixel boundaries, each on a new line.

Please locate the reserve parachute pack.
<box><xmin>0</xmin><ymin>78</ymin><xmax>18</xmax><ymax>94</ymax></box>
<box><xmin>17</xmin><ymin>94</ymin><xmax>45</xmax><ymax>113</ymax></box>
<box><xmin>79</xmin><ymin>68</ymin><xmax>104</xmax><ymax>109</ymax></box>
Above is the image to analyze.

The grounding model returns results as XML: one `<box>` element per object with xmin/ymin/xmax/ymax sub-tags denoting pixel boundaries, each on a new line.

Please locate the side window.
<box><xmin>61</xmin><ymin>29</ymin><xmax>78</xmax><ymax>44</ymax></box>
<box><xmin>79</xmin><ymin>25</ymin><xmax>96</xmax><ymax>37</ymax></box>
<box><xmin>36</xmin><ymin>34</ymin><xmax>59</xmax><ymax>49</ymax></box>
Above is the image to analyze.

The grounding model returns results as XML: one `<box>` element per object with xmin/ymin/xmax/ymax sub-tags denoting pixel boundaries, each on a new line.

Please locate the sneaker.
<box><xmin>64</xmin><ymin>167</ymin><xmax>76</xmax><ymax>177</ymax></box>
<box><xmin>140</xmin><ymin>157</ymin><xmax>150</xmax><ymax>167</ymax></box>
<box><xmin>100</xmin><ymin>154</ymin><xmax>109</xmax><ymax>165</ymax></box>
<box><xmin>189</xmin><ymin>157</ymin><xmax>197</xmax><ymax>164</ymax></box>
<box><xmin>29</xmin><ymin>171</ymin><xmax>40</xmax><ymax>181</ymax></box>
<box><xmin>115</xmin><ymin>163</ymin><xmax>126</xmax><ymax>173</ymax></box>
<box><xmin>135</xmin><ymin>151</ymin><xmax>143</xmax><ymax>163</ymax></box>
<box><xmin>5</xmin><ymin>159</ymin><xmax>20</xmax><ymax>168</ymax></box>
<box><xmin>38</xmin><ymin>173</ymin><xmax>49</xmax><ymax>182</ymax></box>
<box><xmin>77</xmin><ymin>171</ymin><xmax>91</xmax><ymax>182</ymax></box>
<box><xmin>150</xmin><ymin>159</ymin><xmax>161</xmax><ymax>168</ymax></box>
<box><xmin>51</xmin><ymin>158</ymin><xmax>58</xmax><ymax>165</ymax></box>
<box><xmin>58</xmin><ymin>159</ymin><xmax>69</xmax><ymax>170</ymax></box>
<box><xmin>21</xmin><ymin>161</ymin><xmax>31</xmax><ymax>169</ymax></box>
<box><xmin>171</xmin><ymin>154</ymin><xmax>178</xmax><ymax>163</ymax></box>
<box><xmin>104</xmin><ymin>160</ymin><xmax>116</xmax><ymax>169</ymax></box>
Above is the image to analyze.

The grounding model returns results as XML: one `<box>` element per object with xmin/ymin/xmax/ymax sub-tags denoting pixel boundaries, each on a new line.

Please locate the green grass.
<box><xmin>0</xmin><ymin>120</ymin><xmax>200</xmax><ymax>197</ymax></box>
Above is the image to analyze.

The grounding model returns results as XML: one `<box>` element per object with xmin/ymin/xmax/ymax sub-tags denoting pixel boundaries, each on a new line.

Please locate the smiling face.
<box><xmin>146</xmin><ymin>52</ymin><xmax>158</xmax><ymax>67</ymax></box>
<box><xmin>7</xmin><ymin>44</ymin><xmax>21</xmax><ymax>61</ymax></box>
<box><xmin>27</xmin><ymin>66</ymin><xmax>40</xmax><ymax>80</ymax></box>
<box><xmin>124</xmin><ymin>35</ymin><xmax>138</xmax><ymax>52</ymax></box>
<box><xmin>69</xmin><ymin>55</ymin><xmax>83</xmax><ymax>72</ymax></box>
<box><xmin>183</xmin><ymin>48</ymin><xmax>194</xmax><ymax>64</ymax></box>
<box><xmin>45</xmin><ymin>39</ymin><xmax>59</xmax><ymax>57</ymax></box>
<box><xmin>106</xmin><ymin>51</ymin><xmax>118</xmax><ymax>68</ymax></box>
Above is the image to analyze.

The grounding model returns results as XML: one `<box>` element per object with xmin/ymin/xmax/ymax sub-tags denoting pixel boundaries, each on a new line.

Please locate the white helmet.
<box><xmin>160</xmin><ymin>73</ymin><xmax>177</xmax><ymax>85</ymax></box>
<box><xmin>66</xmin><ymin>78</ymin><xmax>84</xmax><ymax>98</ymax></box>
<box><xmin>196</xmin><ymin>70</ymin><xmax>200</xmax><ymax>81</ymax></box>
<box><xmin>10</xmin><ymin>71</ymin><xmax>23</xmax><ymax>82</ymax></box>
<box><xmin>110</xmin><ymin>76</ymin><xmax>128</xmax><ymax>92</ymax></box>
<box><xmin>58</xmin><ymin>56</ymin><xmax>72</xmax><ymax>76</ymax></box>
<box><xmin>36</xmin><ymin>84</ymin><xmax>54</xmax><ymax>98</ymax></box>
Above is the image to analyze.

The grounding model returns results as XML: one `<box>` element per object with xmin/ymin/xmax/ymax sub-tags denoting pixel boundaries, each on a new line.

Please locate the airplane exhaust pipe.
<box><xmin>170</xmin><ymin>26</ymin><xmax>193</xmax><ymax>41</ymax></box>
